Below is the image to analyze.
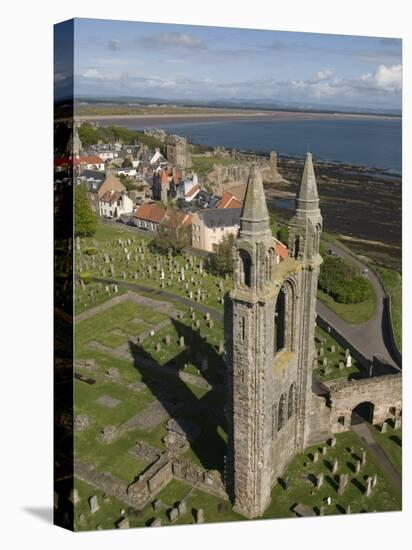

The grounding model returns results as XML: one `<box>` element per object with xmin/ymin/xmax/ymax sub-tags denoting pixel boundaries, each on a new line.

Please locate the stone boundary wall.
<box><xmin>326</xmin><ymin>373</ymin><xmax>402</xmax><ymax>433</ymax></box>
<box><xmin>172</xmin><ymin>458</ymin><xmax>228</xmax><ymax>500</ymax></box>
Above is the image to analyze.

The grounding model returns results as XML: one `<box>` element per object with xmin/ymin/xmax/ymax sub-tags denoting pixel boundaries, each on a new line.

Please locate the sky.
<box><xmin>56</xmin><ymin>18</ymin><xmax>402</xmax><ymax>110</ymax></box>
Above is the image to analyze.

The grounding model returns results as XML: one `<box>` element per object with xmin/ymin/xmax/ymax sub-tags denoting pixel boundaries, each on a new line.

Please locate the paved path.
<box><xmin>352</xmin><ymin>421</ymin><xmax>401</xmax><ymax>494</ymax></box>
<box><xmin>319</xmin><ymin>241</ymin><xmax>400</xmax><ymax>369</ymax></box>
<box><xmin>92</xmin><ymin>277</ymin><xmax>224</xmax><ymax>323</ymax></box>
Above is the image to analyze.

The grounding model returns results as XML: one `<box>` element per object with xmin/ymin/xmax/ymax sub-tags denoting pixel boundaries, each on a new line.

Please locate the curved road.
<box><xmin>319</xmin><ymin>241</ymin><xmax>400</xmax><ymax>370</ymax></box>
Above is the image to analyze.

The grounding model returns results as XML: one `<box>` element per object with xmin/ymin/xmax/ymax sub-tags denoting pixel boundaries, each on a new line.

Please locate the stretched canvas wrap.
<box><xmin>54</xmin><ymin>18</ymin><xmax>402</xmax><ymax>531</ymax></box>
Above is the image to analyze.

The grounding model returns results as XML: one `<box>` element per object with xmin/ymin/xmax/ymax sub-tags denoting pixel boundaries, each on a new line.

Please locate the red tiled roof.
<box><xmin>54</xmin><ymin>155</ymin><xmax>105</xmax><ymax>167</ymax></box>
<box><xmin>185</xmin><ymin>184</ymin><xmax>200</xmax><ymax>198</ymax></box>
<box><xmin>134</xmin><ymin>202</ymin><xmax>166</xmax><ymax>223</ymax></box>
<box><xmin>100</xmin><ymin>190</ymin><xmax>122</xmax><ymax>205</ymax></box>
<box><xmin>276</xmin><ymin>242</ymin><xmax>288</xmax><ymax>260</ymax></box>
<box><xmin>163</xmin><ymin>209</ymin><xmax>193</xmax><ymax>228</ymax></box>
<box><xmin>217</xmin><ymin>191</ymin><xmax>243</xmax><ymax>209</ymax></box>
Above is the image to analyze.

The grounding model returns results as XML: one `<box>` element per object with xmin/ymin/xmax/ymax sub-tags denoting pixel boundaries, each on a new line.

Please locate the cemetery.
<box><xmin>67</xmin><ymin>221</ymin><xmax>401</xmax><ymax>530</ymax></box>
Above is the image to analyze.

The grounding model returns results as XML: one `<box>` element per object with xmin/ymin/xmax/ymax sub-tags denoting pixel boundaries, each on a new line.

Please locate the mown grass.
<box><xmin>376</xmin><ymin>267</ymin><xmax>402</xmax><ymax>349</ymax></box>
<box><xmin>317</xmin><ymin>288</ymin><xmax>377</xmax><ymax>324</ymax></box>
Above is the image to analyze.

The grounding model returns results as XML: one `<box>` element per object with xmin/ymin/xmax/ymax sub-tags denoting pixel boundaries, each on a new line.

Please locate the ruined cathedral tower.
<box><xmin>224</xmin><ymin>153</ymin><xmax>322</xmax><ymax>518</ymax></box>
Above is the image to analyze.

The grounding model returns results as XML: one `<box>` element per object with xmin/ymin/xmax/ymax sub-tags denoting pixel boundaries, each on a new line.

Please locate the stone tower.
<box><xmin>225</xmin><ymin>153</ymin><xmax>322</xmax><ymax>518</ymax></box>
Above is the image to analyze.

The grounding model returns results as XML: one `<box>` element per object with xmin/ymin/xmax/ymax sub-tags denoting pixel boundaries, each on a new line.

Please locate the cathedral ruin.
<box><xmin>223</xmin><ymin>153</ymin><xmax>401</xmax><ymax>518</ymax></box>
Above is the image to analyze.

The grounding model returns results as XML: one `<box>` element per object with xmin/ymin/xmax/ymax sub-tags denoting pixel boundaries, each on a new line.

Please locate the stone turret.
<box><xmin>288</xmin><ymin>153</ymin><xmax>322</xmax><ymax>261</ymax></box>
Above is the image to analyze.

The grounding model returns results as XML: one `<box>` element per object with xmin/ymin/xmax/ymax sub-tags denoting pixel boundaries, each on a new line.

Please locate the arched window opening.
<box><xmin>288</xmin><ymin>383</ymin><xmax>296</xmax><ymax>419</ymax></box>
<box><xmin>274</xmin><ymin>289</ymin><xmax>286</xmax><ymax>353</ymax></box>
<box><xmin>239</xmin><ymin>250</ymin><xmax>252</xmax><ymax>288</ymax></box>
<box><xmin>277</xmin><ymin>393</ymin><xmax>287</xmax><ymax>432</ymax></box>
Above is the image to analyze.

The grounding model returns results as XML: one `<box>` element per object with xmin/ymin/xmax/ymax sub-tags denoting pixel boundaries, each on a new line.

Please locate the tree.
<box><xmin>75</xmin><ymin>184</ymin><xmax>97</xmax><ymax>237</ymax></box>
<box><xmin>210</xmin><ymin>233</ymin><xmax>235</xmax><ymax>275</ymax></box>
<box><xmin>277</xmin><ymin>226</ymin><xmax>289</xmax><ymax>246</ymax></box>
<box><xmin>318</xmin><ymin>255</ymin><xmax>371</xmax><ymax>303</ymax></box>
<box><xmin>121</xmin><ymin>157</ymin><xmax>133</xmax><ymax>168</ymax></box>
<box><xmin>150</xmin><ymin>208</ymin><xmax>191</xmax><ymax>254</ymax></box>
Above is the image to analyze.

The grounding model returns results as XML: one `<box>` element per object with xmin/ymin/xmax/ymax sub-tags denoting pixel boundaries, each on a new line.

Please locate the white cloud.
<box><xmin>359</xmin><ymin>64</ymin><xmax>402</xmax><ymax>93</ymax></box>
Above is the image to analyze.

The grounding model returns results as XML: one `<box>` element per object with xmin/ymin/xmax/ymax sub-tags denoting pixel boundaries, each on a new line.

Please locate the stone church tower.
<box><xmin>224</xmin><ymin>153</ymin><xmax>322</xmax><ymax>518</ymax></box>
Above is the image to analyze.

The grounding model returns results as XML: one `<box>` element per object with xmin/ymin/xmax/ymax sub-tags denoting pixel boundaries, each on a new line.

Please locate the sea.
<box><xmin>108</xmin><ymin>116</ymin><xmax>402</xmax><ymax>174</ymax></box>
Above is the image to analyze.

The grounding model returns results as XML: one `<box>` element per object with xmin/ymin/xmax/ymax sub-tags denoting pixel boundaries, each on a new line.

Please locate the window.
<box><xmin>239</xmin><ymin>250</ymin><xmax>252</xmax><ymax>288</ymax></box>
<box><xmin>288</xmin><ymin>383</ymin><xmax>296</xmax><ymax>419</ymax></box>
<box><xmin>278</xmin><ymin>393</ymin><xmax>287</xmax><ymax>431</ymax></box>
<box><xmin>274</xmin><ymin>289</ymin><xmax>286</xmax><ymax>353</ymax></box>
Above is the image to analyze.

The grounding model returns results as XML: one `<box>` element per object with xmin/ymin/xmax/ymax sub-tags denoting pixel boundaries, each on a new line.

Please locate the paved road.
<box><xmin>318</xmin><ymin>241</ymin><xmax>400</xmax><ymax>370</ymax></box>
<box><xmin>352</xmin><ymin>421</ymin><xmax>401</xmax><ymax>495</ymax></box>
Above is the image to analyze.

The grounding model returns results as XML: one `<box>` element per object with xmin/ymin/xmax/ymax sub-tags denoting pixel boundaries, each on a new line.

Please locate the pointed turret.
<box><xmin>288</xmin><ymin>152</ymin><xmax>323</xmax><ymax>261</ymax></box>
<box><xmin>239</xmin><ymin>165</ymin><xmax>270</xmax><ymax>238</ymax></box>
<box><xmin>296</xmin><ymin>152</ymin><xmax>319</xmax><ymax>211</ymax></box>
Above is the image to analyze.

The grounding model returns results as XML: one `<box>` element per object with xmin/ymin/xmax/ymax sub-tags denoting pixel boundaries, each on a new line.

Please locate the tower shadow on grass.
<box><xmin>128</xmin><ymin>318</ymin><xmax>227</xmax><ymax>474</ymax></box>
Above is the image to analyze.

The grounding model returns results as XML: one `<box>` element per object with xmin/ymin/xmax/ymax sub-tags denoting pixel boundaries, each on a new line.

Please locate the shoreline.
<box><xmin>74</xmin><ymin>110</ymin><xmax>399</xmax><ymax>123</ymax></box>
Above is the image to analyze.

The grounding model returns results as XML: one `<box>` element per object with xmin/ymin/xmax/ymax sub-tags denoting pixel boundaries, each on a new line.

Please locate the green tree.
<box><xmin>150</xmin><ymin>209</ymin><xmax>191</xmax><ymax>254</ymax></box>
<box><xmin>121</xmin><ymin>157</ymin><xmax>133</xmax><ymax>168</ymax></box>
<box><xmin>277</xmin><ymin>226</ymin><xmax>289</xmax><ymax>246</ymax></box>
<box><xmin>210</xmin><ymin>233</ymin><xmax>235</xmax><ymax>275</ymax></box>
<box><xmin>75</xmin><ymin>184</ymin><xmax>97</xmax><ymax>237</ymax></box>
<box><xmin>318</xmin><ymin>255</ymin><xmax>371</xmax><ymax>304</ymax></box>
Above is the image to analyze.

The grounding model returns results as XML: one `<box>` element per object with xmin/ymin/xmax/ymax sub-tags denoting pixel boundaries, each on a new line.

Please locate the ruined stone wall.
<box><xmin>326</xmin><ymin>373</ymin><xmax>402</xmax><ymax>432</ymax></box>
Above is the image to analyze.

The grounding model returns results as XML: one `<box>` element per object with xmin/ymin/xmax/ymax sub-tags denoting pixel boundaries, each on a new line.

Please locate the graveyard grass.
<box><xmin>313</xmin><ymin>326</ymin><xmax>362</xmax><ymax>382</ymax></box>
<box><xmin>376</xmin><ymin>267</ymin><xmax>402</xmax><ymax>348</ymax></box>
<box><xmin>370</xmin><ymin>422</ymin><xmax>402</xmax><ymax>475</ymax></box>
<box><xmin>72</xmin><ymin>220</ymin><xmax>400</xmax><ymax>530</ymax></box>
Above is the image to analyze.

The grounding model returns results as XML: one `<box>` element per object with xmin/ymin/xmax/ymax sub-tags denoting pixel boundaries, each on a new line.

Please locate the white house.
<box><xmin>99</xmin><ymin>190</ymin><xmax>134</xmax><ymax>219</ymax></box>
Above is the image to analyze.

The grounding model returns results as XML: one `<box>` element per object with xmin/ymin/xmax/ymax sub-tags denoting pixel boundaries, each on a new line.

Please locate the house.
<box><xmin>192</xmin><ymin>208</ymin><xmax>242</xmax><ymax>253</ymax></box>
<box><xmin>99</xmin><ymin>190</ymin><xmax>134</xmax><ymax>219</ymax></box>
<box><xmin>150</xmin><ymin>148</ymin><xmax>168</xmax><ymax>171</ymax></box>
<box><xmin>76</xmin><ymin>169</ymin><xmax>106</xmax><ymax>213</ymax></box>
<box><xmin>75</xmin><ymin>156</ymin><xmax>105</xmax><ymax>171</ymax></box>
<box><xmin>97</xmin><ymin>172</ymin><xmax>126</xmax><ymax>199</ymax></box>
<box><xmin>133</xmin><ymin>202</ymin><xmax>166</xmax><ymax>232</ymax></box>
<box><xmin>216</xmin><ymin>190</ymin><xmax>243</xmax><ymax>209</ymax></box>
<box><xmin>162</xmin><ymin>208</ymin><xmax>193</xmax><ymax>232</ymax></box>
<box><xmin>176</xmin><ymin>173</ymin><xmax>199</xmax><ymax>201</ymax></box>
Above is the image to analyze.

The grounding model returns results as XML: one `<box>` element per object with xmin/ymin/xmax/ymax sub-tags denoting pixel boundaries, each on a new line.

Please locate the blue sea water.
<box><xmin>130</xmin><ymin>117</ymin><xmax>401</xmax><ymax>173</ymax></box>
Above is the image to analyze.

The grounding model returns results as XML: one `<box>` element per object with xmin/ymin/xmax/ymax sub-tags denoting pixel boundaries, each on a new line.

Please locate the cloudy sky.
<box><xmin>64</xmin><ymin>18</ymin><xmax>401</xmax><ymax>109</ymax></box>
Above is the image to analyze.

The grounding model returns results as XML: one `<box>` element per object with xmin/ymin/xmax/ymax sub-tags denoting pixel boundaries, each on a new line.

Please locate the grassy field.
<box><xmin>376</xmin><ymin>267</ymin><xmax>402</xmax><ymax>349</ymax></box>
<box><xmin>73</xmin><ymin>429</ymin><xmax>401</xmax><ymax>531</ymax></box>
<box><xmin>191</xmin><ymin>154</ymin><xmax>248</xmax><ymax>175</ymax></box>
<box><xmin>370</xmin><ymin>421</ymin><xmax>402</xmax><ymax>475</ymax></box>
<box><xmin>317</xmin><ymin>288</ymin><xmax>377</xmax><ymax>324</ymax></box>
<box><xmin>262</xmin><ymin>430</ymin><xmax>401</xmax><ymax>519</ymax></box>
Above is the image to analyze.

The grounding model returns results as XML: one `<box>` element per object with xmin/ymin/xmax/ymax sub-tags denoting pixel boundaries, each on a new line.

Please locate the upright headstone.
<box><xmin>316</xmin><ymin>473</ymin><xmax>324</xmax><ymax>489</ymax></box>
<box><xmin>195</xmin><ymin>508</ymin><xmax>204</xmax><ymax>524</ymax></box>
<box><xmin>338</xmin><ymin>473</ymin><xmax>349</xmax><ymax>496</ymax></box>
<box><xmin>69</xmin><ymin>488</ymin><xmax>80</xmax><ymax>504</ymax></box>
<box><xmin>89</xmin><ymin>495</ymin><xmax>99</xmax><ymax>514</ymax></box>
<box><xmin>332</xmin><ymin>458</ymin><xmax>338</xmax><ymax>474</ymax></box>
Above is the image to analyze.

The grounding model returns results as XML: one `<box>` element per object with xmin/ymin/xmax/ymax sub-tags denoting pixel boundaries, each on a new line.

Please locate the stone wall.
<box><xmin>326</xmin><ymin>373</ymin><xmax>402</xmax><ymax>432</ymax></box>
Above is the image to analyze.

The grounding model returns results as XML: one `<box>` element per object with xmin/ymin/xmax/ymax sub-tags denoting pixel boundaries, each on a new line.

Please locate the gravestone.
<box><xmin>321</xmin><ymin>447</ymin><xmax>327</xmax><ymax>456</ymax></box>
<box><xmin>312</xmin><ymin>451</ymin><xmax>318</xmax><ymax>463</ymax></box>
<box><xmin>372</xmin><ymin>473</ymin><xmax>378</xmax><ymax>488</ymax></box>
<box><xmin>381</xmin><ymin>421</ymin><xmax>388</xmax><ymax>433</ymax></box>
<box><xmin>165</xmin><ymin>335</ymin><xmax>171</xmax><ymax>345</ymax></box>
<box><xmin>361</xmin><ymin>449</ymin><xmax>367</xmax><ymax>467</ymax></box>
<box><xmin>168</xmin><ymin>508</ymin><xmax>178</xmax><ymax>523</ymax></box>
<box><xmin>219</xmin><ymin>341</ymin><xmax>225</xmax><ymax>354</ymax></box>
<box><xmin>116</xmin><ymin>517</ymin><xmax>130</xmax><ymax>529</ymax></box>
<box><xmin>332</xmin><ymin>459</ymin><xmax>338</xmax><ymax>474</ymax></box>
<box><xmin>179</xmin><ymin>336</ymin><xmax>185</xmax><ymax>348</ymax></box>
<box><xmin>195</xmin><ymin>508</ymin><xmax>204</xmax><ymax>524</ymax></box>
<box><xmin>316</xmin><ymin>473</ymin><xmax>324</xmax><ymax>489</ymax></box>
<box><xmin>365</xmin><ymin>476</ymin><xmax>373</xmax><ymax>497</ymax></box>
<box><xmin>89</xmin><ymin>495</ymin><xmax>99</xmax><ymax>514</ymax></box>
<box><xmin>69</xmin><ymin>488</ymin><xmax>80</xmax><ymax>504</ymax></box>
<box><xmin>346</xmin><ymin>354</ymin><xmax>352</xmax><ymax>368</ymax></box>
<box><xmin>338</xmin><ymin>473</ymin><xmax>349</xmax><ymax>495</ymax></box>
<box><xmin>346</xmin><ymin>504</ymin><xmax>351</xmax><ymax>514</ymax></box>
<box><xmin>329</xmin><ymin>437</ymin><xmax>336</xmax><ymax>448</ymax></box>
<box><xmin>339</xmin><ymin>361</ymin><xmax>344</xmax><ymax>370</ymax></box>
<box><xmin>177</xmin><ymin>501</ymin><xmax>187</xmax><ymax>517</ymax></box>
<box><xmin>355</xmin><ymin>460</ymin><xmax>361</xmax><ymax>474</ymax></box>
<box><xmin>331</xmin><ymin>344</ymin><xmax>336</xmax><ymax>353</ymax></box>
<box><xmin>151</xmin><ymin>518</ymin><xmax>162</xmax><ymax>527</ymax></box>
<box><xmin>394</xmin><ymin>417</ymin><xmax>402</xmax><ymax>430</ymax></box>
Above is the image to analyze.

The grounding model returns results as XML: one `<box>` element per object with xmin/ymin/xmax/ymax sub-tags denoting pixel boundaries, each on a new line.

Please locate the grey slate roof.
<box><xmin>198</xmin><ymin>208</ymin><xmax>241</xmax><ymax>228</ymax></box>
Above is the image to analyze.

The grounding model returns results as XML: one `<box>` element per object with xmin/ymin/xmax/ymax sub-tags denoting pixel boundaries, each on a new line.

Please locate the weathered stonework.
<box><xmin>225</xmin><ymin>155</ymin><xmax>402</xmax><ymax>519</ymax></box>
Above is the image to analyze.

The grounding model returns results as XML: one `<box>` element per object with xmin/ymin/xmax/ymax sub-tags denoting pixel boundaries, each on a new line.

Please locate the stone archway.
<box><xmin>351</xmin><ymin>401</ymin><xmax>375</xmax><ymax>425</ymax></box>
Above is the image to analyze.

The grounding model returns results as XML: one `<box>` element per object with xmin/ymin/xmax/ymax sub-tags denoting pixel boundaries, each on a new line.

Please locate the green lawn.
<box><xmin>376</xmin><ymin>267</ymin><xmax>402</xmax><ymax>349</ymax></box>
<box><xmin>191</xmin><ymin>154</ymin><xmax>247</xmax><ymax>176</ymax></box>
<box><xmin>370</xmin><ymin>421</ymin><xmax>402</xmax><ymax>475</ymax></box>
<box><xmin>317</xmin><ymin>288</ymin><xmax>377</xmax><ymax>324</ymax></box>
<box><xmin>262</xmin><ymin>430</ymin><xmax>401</xmax><ymax>519</ymax></box>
